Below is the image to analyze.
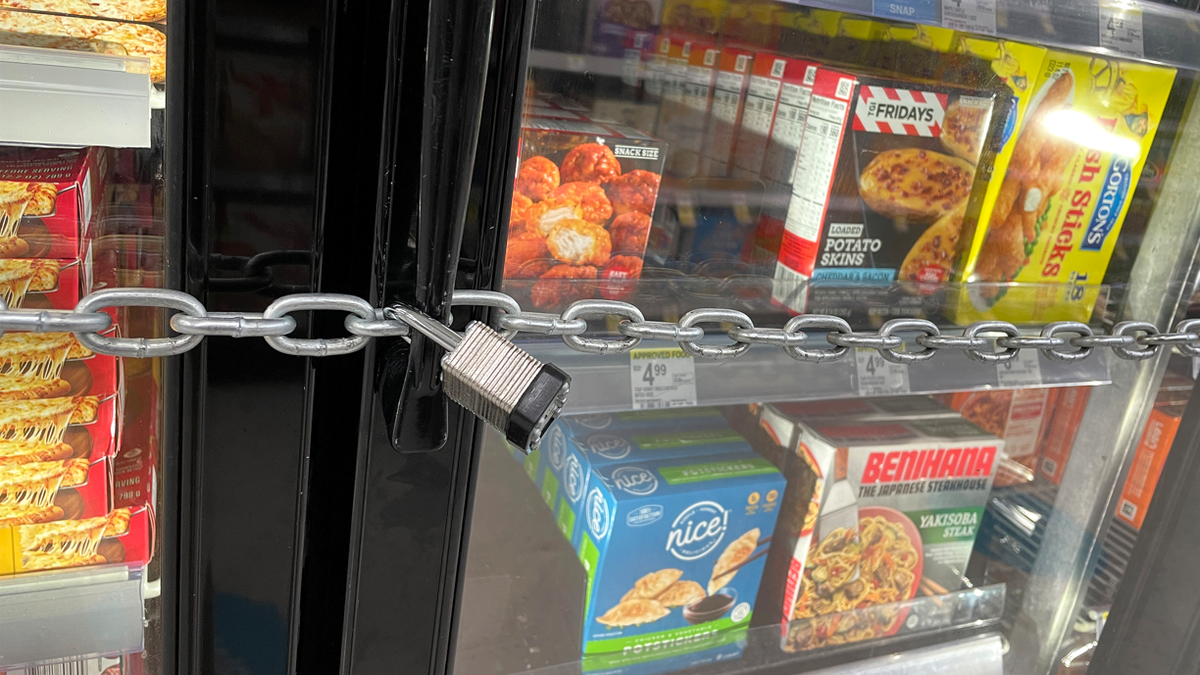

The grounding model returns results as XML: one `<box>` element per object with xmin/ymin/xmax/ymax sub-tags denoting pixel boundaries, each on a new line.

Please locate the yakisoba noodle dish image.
<box><xmin>788</xmin><ymin>509</ymin><xmax>922</xmax><ymax>650</ymax></box>
<box><xmin>504</xmin><ymin>115</ymin><xmax>666</xmax><ymax>310</ymax></box>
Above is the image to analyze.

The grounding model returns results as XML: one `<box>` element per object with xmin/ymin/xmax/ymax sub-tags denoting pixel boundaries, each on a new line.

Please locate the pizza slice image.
<box><xmin>0</xmin><ymin>457</ymin><xmax>89</xmax><ymax>526</ymax></box>
<box><xmin>0</xmin><ymin>259</ymin><xmax>59</xmax><ymax>308</ymax></box>
<box><xmin>0</xmin><ymin>332</ymin><xmax>84</xmax><ymax>381</ymax></box>
<box><xmin>17</xmin><ymin>508</ymin><xmax>130</xmax><ymax>572</ymax></box>
<box><xmin>0</xmin><ymin>439</ymin><xmax>75</xmax><ymax>466</ymax></box>
<box><xmin>0</xmin><ymin>395</ymin><xmax>98</xmax><ymax>444</ymax></box>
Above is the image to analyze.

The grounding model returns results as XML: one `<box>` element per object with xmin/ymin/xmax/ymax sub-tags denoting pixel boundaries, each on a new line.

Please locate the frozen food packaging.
<box><xmin>578</xmin><ymin>451</ymin><xmax>785</xmax><ymax>654</ymax></box>
<box><xmin>770</xmin><ymin>66</ymin><xmax>1009</xmax><ymax>326</ymax></box>
<box><xmin>0</xmin><ymin>9</ymin><xmax>165</xmax><ymax>82</ymax></box>
<box><xmin>954</xmin><ymin>51</ymin><xmax>1176</xmax><ymax>323</ymax></box>
<box><xmin>0</xmin><ymin>504</ymin><xmax>151</xmax><ymax>574</ymax></box>
<box><xmin>938</xmin><ymin>388</ymin><xmax>1054</xmax><ymax>487</ymax></box>
<box><xmin>1116</xmin><ymin>404</ymin><xmax>1182</xmax><ymax>529</ymax></box>
<box><xmin>0</xmin><ymin>0</ymin><xmax>165</xmax><ymax>24</ymax></box>
<box><xmin>0</xmin><ymin>147</ymin><xmax>110</xmax><ymax>260</ymax></box>
<box><xmin>505</xmin><ymin>117</ymin><xmax>666</xmax><ymax>311</ymax></box>
<box><xmin>698</xmin><ymin>46</ymin><xmax>754</xmax><ymax>177</ymax></box>
<box><xmin>1037</xmin><ymin>386</ymin><xmax>1090</xmax><ymax>485</ymax></box>
<box><xmin>778</xmin><ymin>416</ymin><xmax>1000</xmax><ymax>652</ymax></box>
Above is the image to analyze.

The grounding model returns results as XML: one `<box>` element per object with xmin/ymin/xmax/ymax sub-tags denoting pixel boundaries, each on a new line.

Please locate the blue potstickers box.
<box><xmin>542</xmin><ymin>409</ymin><xmax>748</xmax><ymax>546</ymax></box>
<box><xmin>577</xmin><ymin>452</ymin><xmax>786</xmax><ymax>655</ymax></box>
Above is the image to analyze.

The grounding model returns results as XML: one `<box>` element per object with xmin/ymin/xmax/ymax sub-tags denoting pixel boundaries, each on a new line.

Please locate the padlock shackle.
<box><xmin>386</xmin><ymin>304</ymin><xmax>463</xmax><ymax>351</ymax></box>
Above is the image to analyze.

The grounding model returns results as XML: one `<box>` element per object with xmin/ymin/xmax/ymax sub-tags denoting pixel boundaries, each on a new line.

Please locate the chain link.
<box><xmin>0</xmin><ymin>287</ymin><xmax>1191</xmax><ymax>364</ymax></box>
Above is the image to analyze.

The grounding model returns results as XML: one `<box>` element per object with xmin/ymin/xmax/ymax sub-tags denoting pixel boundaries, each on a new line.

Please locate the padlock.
<box><xmin>386</xmin><ymin>304</ymin><xmax>570</xmax><ymax>453</ymax></box>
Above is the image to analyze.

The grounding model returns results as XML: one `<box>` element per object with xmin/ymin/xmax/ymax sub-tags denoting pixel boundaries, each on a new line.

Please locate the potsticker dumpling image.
<box><xmin>656</xmin><ymin>580</ymin><xmax>706</xmax><ymax>607</ymax></box>
<box><xmin>597</xmin><ymin>598</ymin><xmax>670</xmax><ymax>627</ymax></box>
<box><xmin>624</xmin><ymin>568</ymin><xmax>683</xmax><ymax>600</ymax></box>
<box><xmin>708</xmin><ymin>528</ymin><xmax>758</xmax><ymax>594</ymax></box>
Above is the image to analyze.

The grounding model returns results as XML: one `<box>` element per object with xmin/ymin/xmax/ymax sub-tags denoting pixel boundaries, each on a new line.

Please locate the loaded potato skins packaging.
<box><xmin>505</xmin><ymin>117</ymin><xmax>666</xmax><ymax>311</ymax></box>
<box><xmin>771</xmin><ymin>67</ymin><xmax>1009</xmax><ymax>326</ymax></box>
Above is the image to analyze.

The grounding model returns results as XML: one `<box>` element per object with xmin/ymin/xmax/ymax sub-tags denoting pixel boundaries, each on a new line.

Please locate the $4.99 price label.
<box><xmin>629</xmin><ymin>348</ymin><xmax>698</xmax><ymax>410</ymax></box>
<box><xmin>855</xmin><ymin>348</ymin><xmax>911</xmax><ymax>396</ymax></box>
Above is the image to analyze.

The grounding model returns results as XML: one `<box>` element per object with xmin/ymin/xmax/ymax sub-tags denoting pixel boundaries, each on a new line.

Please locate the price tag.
<box><xmin>855</xmin><ymin>348</ymin><xmax>911</xmax><ymax>396</ymax></box>
<box><xmin>1099</xmin><ymin>0</ymin><xmax>1144</xmax><ymax>58</ymax></box>
<box><xmin>997</xmin><ymin>347</ymin><xmax>1042</xmax><ymax>387</ymax></box>
<box><xmin>873</xmin><ymin>0</ymin><xmax>936</xmax><ymax>23</ymax></box>
<box><xmin>630</xmin><ymin>348</ymin><xmax>698</xmax><ymax>410</ymax></box>
<box><xmin>942</xmin><ymin>0</ymin><xmax>997</xmax><ymax>35</ymax></box>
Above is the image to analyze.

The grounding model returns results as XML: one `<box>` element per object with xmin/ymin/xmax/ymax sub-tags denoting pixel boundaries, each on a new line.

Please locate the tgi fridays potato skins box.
<box><xmin>771</xmin><ymin>68</ymin><xmax>1009</xmax><ymax>326</ymax></box>
<box><xmin>0</xmin><ymin>147</ymin><xmax>110</xmax><ymax>260</ymax></box>
<box><xmin>778</xmin><ymin>415</ymin><xmax>1000</xmax><ymax>652</ymax></box>
<box><xmin>578</xmin><ymin>452</ymin><xmax>785</xmax><ymax>655</ymax></box>
<box><xmin>506</xmin><ymin>118</ymin><xmax>666</xmax><ymax>311</ymax></box>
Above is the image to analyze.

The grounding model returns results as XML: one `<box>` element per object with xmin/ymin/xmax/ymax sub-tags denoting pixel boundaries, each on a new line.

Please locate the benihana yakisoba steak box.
<box><xmin>505</xmin><ymin>118</ymin><xmax>666</xmax><ymax>311</ymax></box>
<box><xmin>0</xmin><ymin>147</ymin><xmax>110</xmax><ymax>260</ymax></box>
<box><xmin>578</xmin><ymin>452</ymin><xmax>785</xmax><ymax>655</ymax></box>
<box><xmin>771</xmin><ymin>67</ymin><xmax>1010</xmax><ymax>326</ymax></box>
<box><xmin>780</xmin><ymin>416</ymin><xmax>1000</xmax><ymax>652</ymax></box>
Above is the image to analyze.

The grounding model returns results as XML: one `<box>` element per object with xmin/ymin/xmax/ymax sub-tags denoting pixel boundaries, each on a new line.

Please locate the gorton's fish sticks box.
<box><xmin>955</xmin><ymin>50</ymin><xmax>1175</xmax><ymax>323</ymax></box>
<box><xmin>579</xmin><ymin>452</ymin><xmax>785</xmax><ymax>655</ymax></box>
<box><xmin>543</xmin><ymin>409</ymin><xmax>748</xmax><ymax>547</ymax></box>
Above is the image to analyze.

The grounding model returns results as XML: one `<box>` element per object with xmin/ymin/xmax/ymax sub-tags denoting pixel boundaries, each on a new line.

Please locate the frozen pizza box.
<box><xmin>770</xmin><ymin>67</ymin><xmax>1009</xmax><ymax>326</ymax></box>
<box><xmin>506</xmin><ymin>118</ymin><xmax>665</xmax><ymax>312</ymax></box>
<box><xmin>954</xmin><ymin>51</ymin><xmax>1176</xmax><ymax>324</ymax></box>
<box><xmin>0</xmin><ymin>147</ymin><xmax>111</xmax><ymax>260</ymax></box>
<box><xmin>0</xmin><ymin>258</ymin><xmax>84</xmax><ymax>311</ymax></box>
<box><xmin>780</xmin><ymin>416</ymin><xmax>1000</xmax><ymax>652</ymax></box>
<box><xmin>0</xmin><ymin>504</ymin><xmax>152</xmax><ymax>576</ymax></box>
<box><xmin>0</xmin><ymin>330</ymin><xmax>121</xmax><ymax>402</ymax></box>
<box><xmin>578</xmin><ymin>452</ymin><xmax>786</xmax><ymax>655</ymax></box>
<box><xmin>543</xmin><ymin>409</ymin><xmax>751</xmax><ymax>546</ymax></box>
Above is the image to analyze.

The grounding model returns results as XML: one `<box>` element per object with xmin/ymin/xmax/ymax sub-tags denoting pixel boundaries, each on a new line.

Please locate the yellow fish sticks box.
<box><xmin>955</xmin><ymin>51</ymin><xmax>1176</xmax><ymax>323</ymax></box>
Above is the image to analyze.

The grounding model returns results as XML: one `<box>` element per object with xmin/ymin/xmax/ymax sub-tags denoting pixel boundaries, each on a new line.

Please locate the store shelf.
<box><xmin>0</xmin><ymin>564</ymin><xmax>144</xmax><ymax>670</ymax></box>
<box><xmin>530</xmin><ymin>1</ymin><xmax>1200</xmax><ymax>72</ymax></box>
<box><xmin>525</xmin><ymin>333</ymin><xmax>1112</xmax><ymax>415</ymax></box>
<box><xmin>0</xmin><ymin>44</ymin><xmax>151</xmax><ymax>148</ymax></box>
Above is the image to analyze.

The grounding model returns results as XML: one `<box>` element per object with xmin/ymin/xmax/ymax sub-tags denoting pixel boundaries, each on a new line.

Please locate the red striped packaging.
<box><xmin>770</xmin><ymin>69</ymin><xmax>1008</xmax><ymax>327</ymax></box>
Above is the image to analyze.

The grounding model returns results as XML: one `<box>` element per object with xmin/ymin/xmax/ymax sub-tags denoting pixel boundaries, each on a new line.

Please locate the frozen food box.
<box><xmin>0</xmin><ymin>331</ymin><xmax>121</xmax><ymax>401</ymax></box>
<box><xmin>0</xmin><ymin>393</ymin><xmax>120</xmax><ymax>467</ymax></box>
<box><xmin>660</xmin><ymin>39</ymin><xmax>720</xmax><ymax>179</ymax></box>
<box><xmin>589</xmin><ymin>0</ymin><xmax>662</xmax><ymax>58</ymax></box>
<box><xmin>938</xmin><ymin>388</ymin><xmax>1054</xmax><ymax>487</ymax></box>
<box><xmin>543</xmin><ymin>409</ymin><xmax>749</xmax><ymax>546</ymax></box>
<box><xmin>759</xmin><ymin>397</ymin><xmax>957</xmax><ymax>448</ymax></box>
<box><xmin>1037</xmin><ymin>385</ymin><xmax>1090</xmax><ymax>485</ymax></box>
<box><xmin>771</xmin><ymin>66</ymin><xmax>1009</xmax><ymax>325</ymax></box>
<box><xmin>506</xmin><ymin>118</ymin><xmax>666</xmax><ymax>311</ymax></box>
<box><xmin>578</xmin><ymin>451</ymin><xmax>785</xmax><ymax>654</ymax></box>
<box><xmin>0</xmin><ymin>258</ymin><xmax>84</xmax><ymax>310</ymax></box>
<box><xmin>0</xmin><ymin>0</ymin><xmax>165</xmax><ymax>24</ymax></box>
<box><xmin>0</xmin><ymin>147</ymin><xmax>110</xmax><ymax>260</ymax></box>
<box><xmin>582</xmin><ymin>626</ymin><xmax>746</xmax><ymax>675</ymax></box>
<box><xmin>1116</xmin><ymin>404</ymin><xmax>1183</xmax><ymax>530</ymax></box>
<box><xmin>0</xmin><ymin>504</ymin><xmax>152</xmax><ymax>575</ymax></box>
<box><xmin>728</xmin><ymin>53</ymin><xmax>790</xmax><ymax>179</ymax></box>
<box><xmin>0</xmin><ymin>455</ymin><xmax>111</xmax><ymax>529</ymax></box>
<box><xmin>0</xmin><ymin>9</ymin><xmax>166</xmax><ymax>83</ymax></box>
<box><xmin>781</xmin><ymin>416</ymin><xmax>1000</xmax><ymax>652</ymax></box>
<box><xmin>698</xmin><ymin>47</ymin><xmax>754</xmax><ymax>177</ymax></box>
<box><xmin>954</xmin><ymin>51</ymin><xmax>1176</xmax><ymax>323</ymax></box>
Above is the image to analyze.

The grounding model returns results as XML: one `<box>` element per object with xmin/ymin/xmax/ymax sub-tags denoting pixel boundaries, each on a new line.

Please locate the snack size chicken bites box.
<box><xmin>0</xmin><ymin>147</ymin><xmax>110</xmax><ymax>260</ymax></box>
<box><xmin>543</xmin><ymin>408</ymin><xmax>748</xmax><ymax>546</ymax></box>
<box><xmin>779</xmin><ymin>416</ymin><xmax>1000</xmax><ymax>652</ymax></box>
<box><xmin>954</xmin><ymin>51</ymin><xmax>1175</xmax><ymax>323</ymax></box>
<box><xmin>770</xmin><ymin>67</ymin><xmax>1008</xmax><ymax>326</ymax></box>
<box><xmin>505</xmin><ymin>118</ymin><xmax>666</xmax><ymax>312</ymax></box>
<box><xmin>578</xmin><ymin>452</ymin><xmax>785</xmax><ymax>655</ymax></box>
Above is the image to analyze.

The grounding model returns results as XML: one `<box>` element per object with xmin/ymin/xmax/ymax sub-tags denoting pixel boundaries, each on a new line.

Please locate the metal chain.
<box><xmin>6</xmin><ymin>287</ymin><xmax>1198</xmax><ymax>363</ymax></box>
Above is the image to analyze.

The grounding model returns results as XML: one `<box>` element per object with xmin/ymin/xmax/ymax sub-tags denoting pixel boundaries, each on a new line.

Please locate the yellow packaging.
<box><xmin>954</xmin><ymin>51</ymin><xmax>1176</xmax><ymax>323</ymax></box>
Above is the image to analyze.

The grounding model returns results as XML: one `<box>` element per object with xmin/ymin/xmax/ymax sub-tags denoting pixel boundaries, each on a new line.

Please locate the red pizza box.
<box><xmin>0</xmin><ymin>147</ymin><xmax>110</xmax><ymax>260</ymax></box>
<box><xmin>0</xmin><ymin>258</ymin><xmax>84</xmax><ymax>311</ymax></box>
<box><xmin>56</xmin><ymin>455</ymin><xmax>113</xmax><ymax>520</ymax></box>
<box><xmin>0</xmin><ymin>502</ymin><xmax>151</xmax><ymax>576</ymax></box>
<box><xmin>112</xmin><ymin>504</ymin><xmax>155</xmax><ymax>566</ymax></box>
<box><xmin>699</xmin><ymin>47</ymin><xmax>755</xmax><ymax>177</ymax></box>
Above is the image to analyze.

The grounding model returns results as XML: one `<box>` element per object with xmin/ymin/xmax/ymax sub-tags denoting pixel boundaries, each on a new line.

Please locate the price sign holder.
<box><xmin>997</xmin><ymin>344</ymin><xmax>1043</xmax><ymax>387</ymax></box>
<box><xmin>943</xmin><ymin>0</ymin><xmax>998</xmax><ymax>34</ymax></box>
<box><xmin>873</xmin><ymin>0</ymin><xmax>936</xmax><ymax>23</ymax></box>
<box><xmin>1099</xmin><ymin>0</ymin><xmax>1144</xmax><ymax>57</ymax></box>
<box><xmin>629</xmin><ymin>347</ymin><xmax>698</xmax><ymax>410</ymax></box>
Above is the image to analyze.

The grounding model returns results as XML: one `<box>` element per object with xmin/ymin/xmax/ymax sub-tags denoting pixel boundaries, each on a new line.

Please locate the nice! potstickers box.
<box><xmin>578</xmin><ymin>452</ymin><xmax>785</xmax><ymax>655</ymax></box>
<box><xmin>778</xmin><ymin>415</ymin><xmax>1000</xmax><ymax>652</ymax></box>
<box><xmin>953</xmin><ymin>50</ymin><xmax>1176</xmax><ymax>323</ymax></box>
